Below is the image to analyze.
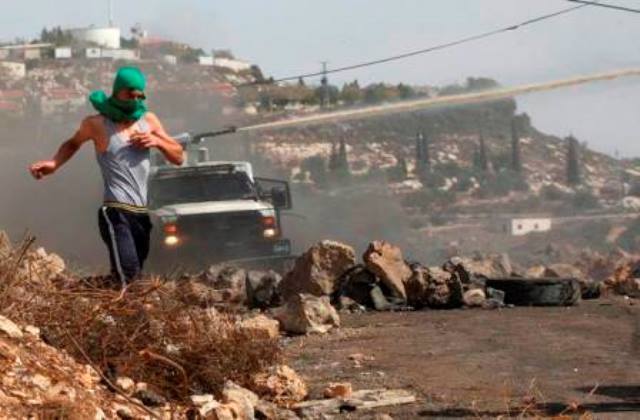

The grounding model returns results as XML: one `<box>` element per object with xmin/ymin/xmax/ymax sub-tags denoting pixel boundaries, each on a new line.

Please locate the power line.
<box><xmin>567</xmin><ymin>0</ymin><xmax>640</xmax><ymax>14</ymax></box>
<box><xmin>241</xmin><ymin>3</ymin><xmax>592</xmax><ymax>86</ymax></box>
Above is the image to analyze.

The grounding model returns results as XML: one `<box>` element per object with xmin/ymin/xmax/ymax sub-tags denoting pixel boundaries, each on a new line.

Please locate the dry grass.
<box><xmin>0</xmin><ymin>233</ymin><xmax>282</xmax><ymax>402</ymax></box>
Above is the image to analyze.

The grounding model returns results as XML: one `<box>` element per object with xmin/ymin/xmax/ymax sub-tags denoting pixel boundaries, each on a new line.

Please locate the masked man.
<box><xmin>29</xmin><ymin>67</ymin><xmax>184</xmax><ymax>285</ymax></box>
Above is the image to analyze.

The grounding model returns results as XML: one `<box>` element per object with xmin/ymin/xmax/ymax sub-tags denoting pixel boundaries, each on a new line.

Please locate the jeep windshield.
<box><xmin>149</xmin><ymin>170</ymin><xmax>256</xmax><ymax>208</ymax></box>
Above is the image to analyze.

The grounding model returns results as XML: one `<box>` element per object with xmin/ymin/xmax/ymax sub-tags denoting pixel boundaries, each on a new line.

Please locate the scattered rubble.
<box><xmin>606</xmin><ymin>260</ymin><xmax>640</xmax><ymax>297</ymax></box>
<box><xmin>0</xmin><ymin>315</ymin><xmax>155</xmax><ymax>419</ymax></box>
<box><xmin>274</xmin><ymin>293</ymin><xmax>341</xmax><ymax>335</ymax></box>
<box><xmin>323</xmin><ymin>382</ymin><xmax>353</xmax><ymax>399</ymax></box>
<box><xmin>252</xmin><ymin>364</ymin><xmax>308</xmax><ymax>405</ymax></box>
<box><xmin>239</xmin><ymin>314</ymin><xmax>281</xmax><ymax>340</ymax></box>
<box><xmin>294</xmin><ymin>388</ymin><xmax>416</xmax><ymax>418</ymax></box>
<box><xmin>1</xmin><ymin>229</ymin><xmax>637</xmax><ymax>417</ymax></box>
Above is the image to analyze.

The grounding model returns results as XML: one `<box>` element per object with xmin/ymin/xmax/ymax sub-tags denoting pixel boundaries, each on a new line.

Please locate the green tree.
<box><xmin>415</xmin><ymin>131</ymin><xmax>430</xmax><ymax>176</ymax></box>
<box><xmin>474</xmin><ymin>134</ymin><xmax>489</xmax><ymax>172</ymax></box>
<box><xmin>510</xmin><ymin>118</ymin><xmax>522</xmax><ymax>173</ymax></box>
<box><xmin>397</xmin><ymin>83</ymin><xmax>415</xmax><ymax>99</ymax></box>
<box><xmin>388</xmin><ymin>156</ymin><xmax>408</xmax><ymax>182</ymax></box>
<box><xmin>339</xmin><ymin>80</ymin><xmax>362</xmax><ymax>105</ymax></box>
<box><xmin>40</xmin><ymin>26</ymin><xmax>73</xmax><ymax>46</ymax></box>
<box><xmin>301</xmin><ymin>155</ymin><xmax>328</xmax><ymax>187</ymax></box>
<box><xmin>566</xmin><ymin>135</ymin><xmax>581</xmax><ymax>186</ymax></box>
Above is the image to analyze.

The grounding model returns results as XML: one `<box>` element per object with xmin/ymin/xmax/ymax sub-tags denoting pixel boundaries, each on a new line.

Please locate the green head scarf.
<box><xmin>89</xmin><ymin>66</ymin><xmax>148</xmax><ymax>122</ymax></box>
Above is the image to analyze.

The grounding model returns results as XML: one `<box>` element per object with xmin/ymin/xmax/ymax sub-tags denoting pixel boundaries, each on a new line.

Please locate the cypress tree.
<box><xmin>478</xmin><ymin>134</ymin><xmax>489</xmax><ymax>172</ymax></box>
<box><xmin>566</xmin><ymin>135</ymin><xmax>581</xmax><ymax>186</ymax></box>
<box><xmin>398</xmin><ymin>157</ymin><xmax>408</xmax><ymax>180</ymax></box>
<box><xmin>328</xmin><ymin>141</ymin><xmax>338</xmax><ymax>172</ymax></box>
<box><xmin>422</xmin><ymin>132</ymin><xmax>430</xmax><ymax>169</ymax></box>
<box><xmin>511</xmin><ymin>118</ymin><xmax>522</xmax><ymax>173</ymax></box>
<box><xmin>334</xmin><ymin>138</ymin><xmax>351</xmax><ymax>181</ymax></box>
<box><xmin>415</xmin><ymin>131</ymin><xmax>424</xmax><ymax>170</ymax></box>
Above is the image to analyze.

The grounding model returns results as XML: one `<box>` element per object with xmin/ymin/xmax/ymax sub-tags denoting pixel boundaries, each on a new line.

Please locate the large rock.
<box><xmin>363</xmin><ymin>241</ymin><xmax>412</xmax><ymax>300</ymax></box>
<box><xmin>404</xmin><ymin>264</ymin><xmax>430</xmax><ymax>308</ymax></box>
<box><xmin>543</xmin><ymin>263</ymin><xmax>583</xmax><ymax>279</ymax></box>
<box><xmin>0</xmin><ymin>315</ymin><xmax>23</xmax><ymax>339</ymax></box>
<box><xmin>222</xmin><ymin>381</ymin><xmax>258</xmax><ymax>420</ymax></box>
<box><xmin>246</xmin><ymin>270</ymin><xmax>282</xmax><ymax>309</ymax></box>
<box><xmin>606</xmin><ymin>261</ymin><xmax>640</xmax><ymax>297</ymax></box>
<box><xmin>238</xmin><ymin>315</ymin><xmax>280</xmax><ymax>340</ymax></box>
<box><xmin>448</xmin><ymin>253</ymin><xmax>512</xmax><ymax>280</ymax></box>
<box><xmin>279</xmin><ymin>241</ymin><xmax>356</xmax><ymax>299</ymax></box>
<box><xmin>252</xmin><ymin>365</ymin><xmax>308</xmax><ymax>404</ymax></box>
<box><xmin>274</xmin><ymin>294</ymin><xmax>340</xmax><ymax>335</ymax></box>
<box><xmin>22</xmin><ymin>247</ymin><xmax>66</xmax><ymax>283</ymax></box>
<box><xmin>462</xmin><ymin>289</ymin><xmax>486</xmax><ymax>308</ymax></box>
<box><xmin>254</xmin><ymin>400</ymin><xmax>300</xmax><ymax>419</ymax></box>
<box><xmin>176</xmin><ymin>279</ymin><xmax>226</xmax><ymax>307</ymax></box>
<box><xmin>424</xmin><ymin>267</ymin><xmax>463</xmax><ymax>309</ymax></box>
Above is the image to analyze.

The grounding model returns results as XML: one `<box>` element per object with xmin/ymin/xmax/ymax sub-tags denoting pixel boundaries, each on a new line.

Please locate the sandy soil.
<box><xmin>286</xmin><ymin>297</ymin><xmax>640</xmax><ymax>419</ymax></box>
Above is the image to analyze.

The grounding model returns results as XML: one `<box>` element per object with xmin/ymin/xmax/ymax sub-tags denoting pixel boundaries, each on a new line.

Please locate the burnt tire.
<box><xmin>486</xmin><ymin>277</ymin><xmax>581</xmax><ymax>307</ymax></box>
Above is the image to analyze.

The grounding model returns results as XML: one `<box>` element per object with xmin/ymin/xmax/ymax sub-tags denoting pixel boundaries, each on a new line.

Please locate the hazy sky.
<box><xmin>2</xmin><ymin>0</ymin><xmax>640</xmax><ymax>156</ymax></box>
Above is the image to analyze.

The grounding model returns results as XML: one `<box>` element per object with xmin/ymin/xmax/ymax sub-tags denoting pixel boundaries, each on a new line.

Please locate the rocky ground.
<box><xmin>1</xmin><ymin>231</ymin><xmax>639</xmax><ymax>419</ymax></box>
<box><xmin>287</xmin><ymin>297</ymin><xmax>640</xmax><ymax>419</ymax></box>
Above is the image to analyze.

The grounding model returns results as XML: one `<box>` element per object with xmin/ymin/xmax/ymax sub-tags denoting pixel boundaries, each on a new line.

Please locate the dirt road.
<box><xmin>287</xmin><ymin>297</ymin><xmax>640</xmax><ymax>419</ymax></box>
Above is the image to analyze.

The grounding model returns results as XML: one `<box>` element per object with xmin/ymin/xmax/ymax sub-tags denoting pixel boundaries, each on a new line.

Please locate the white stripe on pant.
<box><xmin>101</xmin><ymin>206</ymin><xmax>126</xmax><ymax>286</ymax></box>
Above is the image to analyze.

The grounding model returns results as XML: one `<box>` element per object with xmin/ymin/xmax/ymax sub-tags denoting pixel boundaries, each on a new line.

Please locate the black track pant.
<box><xmin>98</xmin><ymin>206</ymin><xmax>152</xmax><ymax>285</ymax></box>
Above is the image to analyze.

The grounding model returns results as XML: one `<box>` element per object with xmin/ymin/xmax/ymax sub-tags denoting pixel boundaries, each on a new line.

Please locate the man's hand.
<box><xmin>130</xmin><ymin>131</ymin><xmax>159</xmax><ymax>149</ymax></box>
<box><xmin>29</xmin><ymin>160</ymin><xmax>57</xmax><ymax>180</ymax></box>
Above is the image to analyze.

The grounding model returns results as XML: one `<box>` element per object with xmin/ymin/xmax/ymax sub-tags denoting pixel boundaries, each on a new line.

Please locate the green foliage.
<box><xmin>511</xmin><ymin>118</ymin><xmax>522</xmax><ymax>173</ymax></box>
<box><xmin>541</xmin><ymin>184</ymin><xmax>571</xmax><ymax>201</ymax></box>
<box><xmin>476</xmin><ymin>170</ymin><xmax>528</xmax><ymax>197</ymax></box>
<box><xmin>566</xmin><ymin>135</ymin><xmax>581</xmax><ymax>186</ymax></box>
<box><xmin>339</xmin><ymin>80</ymin><xmax>362</xmax><ymax>105</ymax></box>
<box><xmin>39</xmin><ymin>26</ymin><xmax>73</xmax><ymax>46</ymax></box>
<box><xmin>419</xmin><ymin>169</ymin><xmax>446</xmax><ymax>190</ymax></box>
<box><xmin>387</xmin><ymin>157</ymin><xmax>408</xmax><ymax>182</ymax></box>
<box><xmin>572</xmin><ymin>190</ymin><xmax>600</xmax><ymax>210</ymax></box>
<box><xmin>439</xmin><ymin>77</ymin><xmax>500</xmax><ymax>96</ymax></box>
<box><xmin>617</xmin><ymin>218</ymin><xmax>640</xmax><ymax>252</ymax></box>
<box><xmin>473</xmin><ymin>135</ymin><xmax>489</xmax><ymax>172</ymax></box>
<box><xmin>397</xmin><ymin>83</ymin><xmax>415</xmax><ymax>99</ymax></box>
<box><xmin>313</xmin><ymin>84</ymin><xmax>340</xmax><ymax>105</ymax></box>
<box><xmin>300</xmin><ymin>155</ymin><xmax>328</xmax><ymax>187</ymax></box>
<box><xmin>120</xmin><ymin>37</ymin><xmax>139</xmax><ymax>49</ymax></box>
<box><xmin>402</xmin><ymin>189</ymin><xmax>456</xmax><ymax>212</ymax></box>
<box><xmin>180</xmin><ymin>47</ymin><xmax>206</xmax><ymax>63</ymax></box>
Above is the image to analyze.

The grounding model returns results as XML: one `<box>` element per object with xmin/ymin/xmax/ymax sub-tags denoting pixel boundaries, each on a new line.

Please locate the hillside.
<box><xmin>252</xmin><ymin>95</ymin><xmax>639</xmax><ymax>207</ymax></box>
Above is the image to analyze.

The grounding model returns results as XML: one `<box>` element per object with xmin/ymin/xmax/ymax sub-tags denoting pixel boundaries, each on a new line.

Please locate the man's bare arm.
<box><xmin>29</xmin><ymin>118</ymin><xmax>93</xmax><ymax>179</ymax></box>
<box><xmin>132</xmin><ymin>112</ymin><xmax>184</xmax><ymax>166</ymax></box>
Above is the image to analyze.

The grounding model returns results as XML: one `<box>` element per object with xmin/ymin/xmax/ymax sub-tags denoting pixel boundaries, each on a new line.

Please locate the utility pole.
<box><xmin>108</xmin><ymin>0</ymin><xmax>114</xmax><ymax>27</ymax></box>
<box><xmin>321</xmin><ymin>61</ymin><xmax>329</xmax><ymax>108</ymax></box>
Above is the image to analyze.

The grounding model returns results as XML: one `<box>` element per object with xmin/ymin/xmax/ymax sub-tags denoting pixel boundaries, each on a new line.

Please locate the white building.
<box><xmin>101</xmin><ymin>49</ymin><xmax>139</xmax><ymax>61</ymax></box>
<box><xmin>503</xmin><ymin>218</ymin><xmax>552</xmax><ymax>236</ymax></box>
<box><xmin>0</xmin><ymin>43</ymin><xmax>52</xmax><ymax>61</ymax></box>
<box><xmin>198</xmin><ymin>56</ymin><xmax>214</xmax><ymax>66</ymax></box>
<box><xmin>54</xmin><ymin>47</ymin><xmax>72</xmax><ymax>59</ymax></box>
<box><xmin>213</xmin><ymin>57</ymin><xmax>251</xmax><ymax>72</ymax></box>
<box><xmin>85</xmin><ymin>47</ymin><xmax>102</xmax><ymax>59</ymax></box>
<box><xmin>162</xmin><ymin>54</ymin><xmax>177</xmax><ymax>65</ymax></box>
<box><xmin>70</xmin><ymin>26</ymin><xmax>121</xmax><ymax>49</ymax></box>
